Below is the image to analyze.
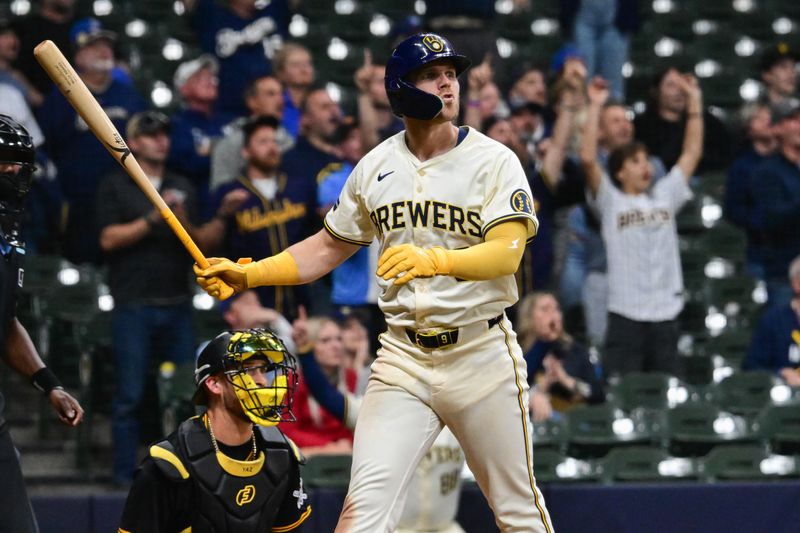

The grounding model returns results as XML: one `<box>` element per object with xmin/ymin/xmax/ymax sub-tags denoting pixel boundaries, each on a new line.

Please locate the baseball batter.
<box><xmin>195</xmin><ymin>33</ymin><xmax>553</xmax><ymax>532</ymax></box>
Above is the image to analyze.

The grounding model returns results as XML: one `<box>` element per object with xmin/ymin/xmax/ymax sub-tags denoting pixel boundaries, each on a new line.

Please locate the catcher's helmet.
<box><xmin>385</xmin><ymin>32</ymin><xmax>471</xmax><ymax>120</ymax></box>
<box><xmin>0</xmin><ymin>114</ymin><xmax>35</xmax><ymax>207</ymax></box>
<box><xmin>194</xmin><ymin>328</ymin><xmax>298</xmax><ymax>427</ymax></box>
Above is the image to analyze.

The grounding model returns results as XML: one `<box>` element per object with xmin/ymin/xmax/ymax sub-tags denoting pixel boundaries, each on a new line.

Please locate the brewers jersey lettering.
<box><xmin>326</xmin><ymin>127</ymin><xmax>553</xmax><ymax>533</ymax></box>
<box><xmin>324</xmin><ymin>127</ymin><xmax>538</xmax><ymax>329</ymax></box>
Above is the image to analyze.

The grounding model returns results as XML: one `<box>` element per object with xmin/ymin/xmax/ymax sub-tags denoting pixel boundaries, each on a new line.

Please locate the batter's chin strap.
<box><xmin>31</xmin><ymin>367</ymin><xmax>64</xmax><ymax>395</ymax></box>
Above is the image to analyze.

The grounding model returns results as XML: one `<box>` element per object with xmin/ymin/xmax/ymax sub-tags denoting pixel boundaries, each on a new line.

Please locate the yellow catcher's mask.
<box><xmin>194</xmin><ymin>328</ymin><xmax>298</xmax><ymax>426</ymax></box>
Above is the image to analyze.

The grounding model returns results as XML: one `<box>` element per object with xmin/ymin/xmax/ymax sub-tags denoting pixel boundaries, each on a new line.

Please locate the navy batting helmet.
<box><xmin>385</xmin><ymin>33</ymin><xmax>471</xmax><ymax>120</ymax></box>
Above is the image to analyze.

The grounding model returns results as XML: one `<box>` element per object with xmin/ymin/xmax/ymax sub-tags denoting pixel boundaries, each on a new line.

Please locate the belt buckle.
<box><xmin>416</xmin><ymin>329</ymin><xmax>455</xmax><ymax>349</ymax></box>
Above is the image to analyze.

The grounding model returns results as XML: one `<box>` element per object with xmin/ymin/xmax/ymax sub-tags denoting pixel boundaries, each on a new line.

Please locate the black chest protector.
<box><xmin>0</xmin><ymin>237</ymin><xmax>23</xmax><ymax>346</ymax></box>
<box><xmin>153</xmin><ymin>417</ymin><xmax>292</xmax><ymax>533</ymax></box>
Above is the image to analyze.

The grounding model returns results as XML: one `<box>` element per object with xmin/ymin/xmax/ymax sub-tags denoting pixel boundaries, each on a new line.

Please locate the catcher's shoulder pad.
<box><xmin>149</xmin><ymin>439</ymin><xmax>190</xmax><ymax>481</ymax></box>
<box><xmin>257</xmin><ymin>425</ymin><xmax>306</xmax><ymax>464</ymax></box>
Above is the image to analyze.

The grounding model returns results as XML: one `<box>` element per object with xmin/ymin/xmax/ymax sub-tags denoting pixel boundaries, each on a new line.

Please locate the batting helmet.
<box><xmin>385</xmin><ymin>32</ymin><xmax>471</xmax><ymax>120</ymax></box>
<box><xmin>194</xmin><ymin>328</ymin><xmax>298</xmax><ymax>427</ymax></box>
<box><xmin>0</xmin><ymin>114</ymin><xmax>35</xmax><ymax>207</ymax></box>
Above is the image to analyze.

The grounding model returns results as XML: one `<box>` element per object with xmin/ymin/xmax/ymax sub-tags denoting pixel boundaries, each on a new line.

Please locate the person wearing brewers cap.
<box><xmin>38</xmin><ymin>17</ymin><xmax>146</xmax><ymax>264</ymax></box>
<box><xmin>759</xmin><ymin>42</ymin><xmax>799</xmax><ymax>108</ymax></box>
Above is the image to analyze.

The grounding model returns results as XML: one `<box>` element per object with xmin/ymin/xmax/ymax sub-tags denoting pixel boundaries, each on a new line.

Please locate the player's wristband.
<box><xmin>31</xmin><ymin>367</ymin><xmax>63</xmax><ymax>395</ymax></box>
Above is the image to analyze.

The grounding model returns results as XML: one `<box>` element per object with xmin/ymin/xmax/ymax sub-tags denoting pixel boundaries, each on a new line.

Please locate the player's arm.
<box><xmin>674</xmin><ymin>74</ymin><xmax>704</xmax><ymax>181</ymax></box>
<box><xmin>579</xmin><ymin>77</ymin><xmax>608</xmax><ymax>196</ymax></box>
<box><xmin>377</xmin><ymin>220</ymin><xmax>527</xmax><ymax>285</ymax></box>
<box><xmin>3</xmin><ymin>318</ymin><xmax>83</xmax><ymax>426</ymax></box>
<box><xmin>194</xmin><ymin>229</ymin><xmax>360</xmax><ymax>300</ymax></box>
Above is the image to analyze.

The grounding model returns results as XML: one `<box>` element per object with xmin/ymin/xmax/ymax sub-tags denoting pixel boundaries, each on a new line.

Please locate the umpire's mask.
<box><xmin>194</xmin><ymin>328</ymin><xmax>298</xmax><ymax>426</ymax></box>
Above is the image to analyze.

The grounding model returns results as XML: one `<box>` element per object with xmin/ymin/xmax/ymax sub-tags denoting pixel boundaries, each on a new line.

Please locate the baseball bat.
<box><xmin>34</xmin><ymin>40</ymin><xmax>234</xmax><ymax>298</ymax></box>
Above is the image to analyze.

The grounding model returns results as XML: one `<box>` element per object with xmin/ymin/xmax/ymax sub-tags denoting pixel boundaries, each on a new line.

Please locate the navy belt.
<box><xmin>406</xmin><ymin>314</ymin><xmax>503</xmax><ymax>349</ymax></box>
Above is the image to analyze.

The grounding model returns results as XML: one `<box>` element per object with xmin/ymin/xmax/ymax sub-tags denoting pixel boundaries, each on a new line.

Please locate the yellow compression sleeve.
<box><xmin>429</xmin><ymin>220</ymin><xmax>528</xmax><ymax>280</ymax></box>
<box><xmin>244</xmin><ymin>251</ymin><xmax>301</xmax><ymax>287</ymax></box>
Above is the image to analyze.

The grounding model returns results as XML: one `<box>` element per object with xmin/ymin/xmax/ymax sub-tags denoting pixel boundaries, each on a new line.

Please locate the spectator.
<box><xmin>560</xmin><ymin>0</ymin><xmax>641</xmax><ymax>101</ymax></box>
<box><xmin>183</xmin><ymin>0</ymin><xmax>290</xmax><ymax>115</ymax></box>
<box><xmin>38</xmin><ymin>17</ymin><xmax>146</xmax><ymax>264</ymax></box>
<box><xmin>759</xmin><ymin>42</ymin><xmax>799</xmax><ymax>108</ymax></box>
<box><xmin>282</xmin><ymin>87</ymin><xmax>342</xmax><ymax>178</ymax></box>
<box><xmin>0</xmin><ymin>21</ymin><xmax>43</xmax><ymax>108</ymax></box>
<box><xmin>507</xmin><ymin>64</ymin><xmax>548</xmax><ymax>108</ymax></box>
<box><xmin>752</xmin><ymin>100</ymin><xmax>800</xmax><ymax>308</ymax></box>
<box><xmin>517</xmin><ymin>292</ymin><xmax>605</xmax><ymax>422</ymax></box>
<box><xmin>211</xmin><ymin>116</ymin><xmax>317</xmax><ymax>320</ymax></box>
<box><xmin>274</xmin><ymin>42</ymin><xmax>315</xmax><ymax>139</ymax></box>
<box><xmin>11</xmin><ymin>0</ymin><xmax>76</xmax><ymax>98</ymax></box>
<box><xmin>168</xmin><ymin>54</ymin><xmax>233</xmax><ymax>215</ymax></box>
<box><xmin>580</xmin><ymin>75</ymin><xmax>703</xmax><ymax>381</ymax></box>
<box><xmin>222</xmin><ymin>289</ymin><xmax>295</xmax><ymax>351</ymax></box>
<box><xmin>317</xmin><ymin>121</ymin><xmax>385</xmax><ymax>345</ymax></box>
<box><xmin>210</xmin><ymin>74</ymin><xmax>294</xmax><ymax>191</ymax></box>
<box><xmin>354</xmin><ymin>51</ymin><xmax>403</xmax><ymax>151</ymax></box>
<box><xmin>634</xmin><ymin>67</ymin><xmax>732</xmax><ymax>174</ymax></box>
<box><xmin>96</xmin><ymin>111</ymin><xmax>244</xmax><ymax>485</ymax></box>
<box><xmin>724</xmin><ymin>102</ymin><xmax>777</xmax><ymax>281</ymax></box>
<box><xmin>560</xmin><ymin>95</ymin><xmax>666</xmax><ymax>345</ymax></box>
<box><xmin>464</xmin><ymin>53</ymin><xmax>507</xmax><ymax>130</ymax></box>
<box><xmin>281</xmin><ymin>315</ymin><xmax>355</xmax><ymax>456</ymax></box>
<box><xmin>743</xmin><ymin>255</ymin><xmax>800</xmax><ymax>386</ymax></box>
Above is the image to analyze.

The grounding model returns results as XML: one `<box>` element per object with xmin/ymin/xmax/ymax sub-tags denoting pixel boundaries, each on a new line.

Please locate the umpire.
<box><xmin>0</xmin><ymin>114</ymin><xmax>84</xmax><ymax>533</ymax></box>
<box><xmin>118</xmin><ymin>328</ymin><xmax>311</xmax><ymax>532</ymax></box>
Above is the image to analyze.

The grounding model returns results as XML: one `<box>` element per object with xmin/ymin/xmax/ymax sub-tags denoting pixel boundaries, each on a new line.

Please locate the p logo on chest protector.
<box><xmin>236</xmin><ymin>485</ymin><xmax>256</xmax><ymax>506</ymax></box>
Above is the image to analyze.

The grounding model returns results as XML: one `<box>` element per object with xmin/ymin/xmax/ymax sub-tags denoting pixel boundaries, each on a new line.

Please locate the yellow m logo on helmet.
<box><xmin>422</xmin><ymin>35</ymin><xmax>445</xmax><ymax>53</ymax></box>
<box><xmin>236</xmin><ymin>485</ymin><xmax>256</xmax><ymax>506</ymax></box>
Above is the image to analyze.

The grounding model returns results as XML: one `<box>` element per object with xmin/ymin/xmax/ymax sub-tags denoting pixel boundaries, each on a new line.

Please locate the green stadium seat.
<box><xmin>193</xmin><ymin>307</ymin><xmax>228</xmax><ymax>346</ymax></box>
<box><xmin>566</xmin><ymin>404</ymin><xmax>651</xmax><ymax>459</ymax></box>
<box><xmin>713</xmin><ymin>371</ymin><xmax>782</xmax><ymax>415</ymax></box>
<box><xmin>702</xmin><ymin>444</ymin><xmax>797</xmax><ymax>481</ymax></box>
<box><xmin>157</xmin><ymin>360</ymin><xmax>198</xmax><ymax>435</ymax></box>
<box><xmin>756</xmin><ymin>403</ymin><xmax>800</xmax><ymax>455</ymax></box>
<box><xmin>700</xmin><ymin>328</ymin><xmax>753</xmax><ymax>368</ymax></box>
<box><xmin>531</xmin><ymin>417</ymin><xmax>567</xmax><ymax>451</ymax></box>
<box><xmin>610</xmin><ymin>373</ymin><xmax>693</xmax><ymax>412</ymax></box>
<box><xmin>302</xmin><ymin>454</ymin><xmax>353</xmax><ymax>489</ymax></box>
<box><xmin>666</xmin><ymin>402</ymin><xmax>754</xmax><ymax>457</ymax></box>
<box><xmin>601</xmin><ymin>446</ymin><xmax>699</xmax><ymax>483</ymax></box>
<box><xmin>532</xmin><ymin>449</ymin><xmax>598</xmax><ymax>484</ymax></box>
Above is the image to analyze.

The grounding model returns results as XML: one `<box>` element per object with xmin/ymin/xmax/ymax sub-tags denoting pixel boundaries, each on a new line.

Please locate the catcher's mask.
<box><xmin>0</xmin><ymin>114</ymin><xmax>36</xmax><ymax>240</ymax></box>
<box><xmin>194</xmin><ymin>328</ymin><xmax>297</xmax><ymax>426</ymax></box>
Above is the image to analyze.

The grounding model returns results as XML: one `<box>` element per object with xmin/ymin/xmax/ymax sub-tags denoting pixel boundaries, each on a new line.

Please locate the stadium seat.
<box><xmin>531</xmin><ymin>417</ymin><xmax>567</xmax><ymax>451</ymax></box>
<box><xmin>157</xmin><ymin>361</ymin><xmax>198</xmax><ymax>436</ymax></box>
<box><xmin>702</xmin><ymin>444</ymin><xmax>797</xmax><ymax>481</ymax></box>
<box><xmin>713</xmin><ymin>371</ymin><xmax>783</xmax><ymax>414</ymax></box>
<box><xmin>565</xmin><ymin>404</ymin><xmax>651</xmax><ymax>459</ymax></box>
<box><xmin>756</xmin><ymin>403</ymin><xmax>800</xmax><ymax>455</ymax></box>
<box><xmin>610</xmin><ymin>372</ymin><xmax>693</xmax><ymax>412</ymax></box>
<box><xmin>193</xmin><ymin>308</ymin><xmax>228</xmax><ymax>347</ymax></box>
<box><xmin>302</xmin><ymin>454</ymin><xmax>353</xmax><ymax>489</ymax></box>
<box><xmin>601</xmin><ymin>446</ymin><xmax>700</xmax><ymax>483</ymax></box>
<box><xmin>666</xmin><ymin>402</ymin><xmax>754</xmax><ymax>457</ymax></box>
<box><xmin>532</xmin><ymin>449</ymin><xmax>598</xmax><ymax>484</ymax></box>
<box><xmin>700</xmin><ymin>327</ymin><xmax>753</xmax><ymax>368</ymax></box>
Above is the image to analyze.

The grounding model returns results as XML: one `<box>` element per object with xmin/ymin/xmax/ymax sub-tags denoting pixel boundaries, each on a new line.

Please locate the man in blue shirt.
<box><xmin>168</xmin><ymin>55</ymin><xmax>234</xmax><ymax>217</ymax></box>
<box><xmin>744</xmin><ymin>255</ymin><xmax>800</xmax><ymax>387</ymax></box>
<box><xmin>753</xmin><ymin>101</ymin><xmax>800</xmax><ymax>307</ymax></box>
<box><xmin>38</xmin><ymin>17</ymin><xmax>145</xmax><ymax>264</ymax></box>
<box><xmin>184</xmin><ymin>0</ymin><xmax>289</xmax><ymax>116</ymax></box>
<box><xmin>724</xmin><ymin>102</ymin><xmax>776</xmax><ymax>280</ymax></box>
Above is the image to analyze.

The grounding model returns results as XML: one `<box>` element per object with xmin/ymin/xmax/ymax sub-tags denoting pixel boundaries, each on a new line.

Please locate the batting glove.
<box><xmin>194</xmin><ymin>257</ymin><xmax>251</xmax><ymax>300</ymax></box>
<box><xmin>377</xmin><ymin>244</ymin><xmax>453</xmax><ymax>285</ymax></box>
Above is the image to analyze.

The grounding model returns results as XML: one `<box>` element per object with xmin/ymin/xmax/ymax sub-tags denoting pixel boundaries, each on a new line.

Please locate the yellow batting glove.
<box><xmin>377</xmin><ymin>244</ymin><xmax>453</xmax><ymax>285</ymax></box>
<box><xmin>193</xmin><ymin>257</ymin><xmax>252</xmax><ymax>301</ymax></box>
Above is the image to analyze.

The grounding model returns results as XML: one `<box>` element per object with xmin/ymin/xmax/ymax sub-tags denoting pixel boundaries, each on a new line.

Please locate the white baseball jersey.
<box><xmin>324</xmin><ymin>127</ymin><xmax>538</xmax><ymax>329</ymax></box>
<box><xmin>588</xmin><ymin>166</ymin><xmax>692</xmax><ymax>322</ymax></box>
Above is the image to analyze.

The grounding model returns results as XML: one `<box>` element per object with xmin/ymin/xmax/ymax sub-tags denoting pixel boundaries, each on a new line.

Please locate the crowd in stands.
<box><xmin>2</xmin><ymin>0</ymin><xmax>800</xmax><ymax>487</ymax></box>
